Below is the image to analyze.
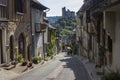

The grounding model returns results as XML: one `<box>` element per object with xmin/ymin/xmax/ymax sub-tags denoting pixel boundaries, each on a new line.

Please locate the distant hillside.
<box><xmin>47</xmin><ymin>16</ymin><xmax>62</xmax><ymax>23</ymax></box>
<box><xmin>55</xmin><ymin>18</ymin><xmax>77</xmax><ymax>36</ymax></box>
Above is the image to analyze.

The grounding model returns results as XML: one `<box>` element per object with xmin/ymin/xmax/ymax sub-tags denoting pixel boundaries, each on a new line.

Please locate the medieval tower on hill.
<box><xmin>62</xmin><ymin>7</ymin><xmax>75</xmax><ymax>18</ymax></box>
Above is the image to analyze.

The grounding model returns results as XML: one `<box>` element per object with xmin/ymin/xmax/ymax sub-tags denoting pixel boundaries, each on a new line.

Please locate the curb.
<box><xmin>75</xmin><ymin>55</ymin><xmax>94</xmax><ymax>80</ymax></box>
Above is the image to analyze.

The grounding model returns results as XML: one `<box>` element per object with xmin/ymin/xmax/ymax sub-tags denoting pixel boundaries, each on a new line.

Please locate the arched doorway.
<box><xmin>18</xmin><ymin>33</ymin><xmax>25</xmax><ymax>58</ymax></box>
<box><xmin>10</xmin><ymin>35</ymin><xmax>14</xmax><ymax>61</ymax></box>
<box><xmin>27</xmin><ymin>45</ymin><xmax>31</xmax><ymax>61</ymax></box>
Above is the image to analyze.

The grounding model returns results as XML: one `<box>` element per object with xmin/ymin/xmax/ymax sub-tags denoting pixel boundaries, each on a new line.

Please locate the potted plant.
<box><xmin>32</xmin><ymin>56</ymin><xmax>41</xmax><ymax>64</ymax></box>
<box><xmin>17</xmin><ymin>54</ymin><xmax>23</xmax><ymax>62</ymax></box>
<box><xmin>27</xmin><ymin>62</ymin><xmax>33</xmax><ymax>69</ymax></box>
<box><xmin>21</xmin><ymin>60</ymin><xmax>28</xmax><ymax>66</ymax></box>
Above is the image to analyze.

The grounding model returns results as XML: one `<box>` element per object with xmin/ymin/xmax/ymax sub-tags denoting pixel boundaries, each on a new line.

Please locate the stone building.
<box><xmin>104</xmin><ymin>0</ymin><xmax>120</xmax><ymax>72</ymax></box>
<box><xmin>8</xmin><ymin>0</ymin><xmax>31</xmax><ymax>62</ymax></box>
<box><xmin>31</xmin><ymin>0</ymin><xmax>48</xmax><ymax>59</ymax></box>
<box><xmin>0</xmin><ymin>0</ymin><xmax>50</xmax><ymax>64</ymax></box>
<box><xmin>76</xmin><ymin>0</ymin><xmax>120</xmax><ymax>72</ymax></box>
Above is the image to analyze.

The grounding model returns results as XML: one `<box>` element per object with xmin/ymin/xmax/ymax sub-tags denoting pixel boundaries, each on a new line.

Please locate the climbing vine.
<box><xmin>47</xmin><ymin>29</ymin><xmax>56</xmax><ymax>57</ymax></box>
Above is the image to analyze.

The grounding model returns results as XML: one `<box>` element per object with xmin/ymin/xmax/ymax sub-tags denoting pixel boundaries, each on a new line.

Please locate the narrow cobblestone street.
<box><xmin>12</xmin><ymin>53</ymin><xmax>91</xmax><ymax>80</ymax></box>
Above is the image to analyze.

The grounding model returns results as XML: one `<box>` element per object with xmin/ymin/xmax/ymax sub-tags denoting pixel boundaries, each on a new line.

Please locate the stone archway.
<box><xmin>10</xmin><ymin>35</ymin><xmax>14</xmax><ymax>61</ymax></box>
<box><xmin>18</xmin><ymin>33</ymin><xmax>26</xmax><ymax>58</ymax></box>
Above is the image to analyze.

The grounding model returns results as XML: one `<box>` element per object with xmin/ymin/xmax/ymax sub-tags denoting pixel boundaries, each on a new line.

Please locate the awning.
<box><xmin>48</xmin><ymin>24</ymin><xmax>56</xmax><ymax>29</ymax></box>
<box><xmin>41</xmin><ymin>22</ymin><xmax>56</xmax><ymax>29</ymax></box>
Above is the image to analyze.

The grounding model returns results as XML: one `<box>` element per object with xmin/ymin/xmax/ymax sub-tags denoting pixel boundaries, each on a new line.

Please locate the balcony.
<box><xmin>35</xmin><ymin>22</ymin><xmax>47</xmax><ymax>33</ymax></box>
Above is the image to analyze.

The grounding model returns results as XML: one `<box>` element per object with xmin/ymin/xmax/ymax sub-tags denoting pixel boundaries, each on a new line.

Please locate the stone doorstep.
<box><xmin>0</xmin><ymin>63</ymin><xmax>11</xmax><ymax>67</ymax></box>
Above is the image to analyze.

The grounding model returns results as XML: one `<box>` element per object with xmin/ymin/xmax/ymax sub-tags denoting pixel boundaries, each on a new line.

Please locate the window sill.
<box><xmin>16</xmin><ymin>12</ymin><xmax>24</xmax><ymax>15</ymax></box>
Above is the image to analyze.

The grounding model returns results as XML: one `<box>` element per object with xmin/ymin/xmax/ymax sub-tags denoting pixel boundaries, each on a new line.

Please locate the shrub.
<box><xmin>47</xmin><ymin>48</ymin><xmax>54</xmax><ymax>57</ymax></box>
<box><xmin>102</xmin><ymin>72</ymin><xmax>120</xmax><ymax>80</ymax></box>
<box><xmin>32</xmin><ymin>56</ymin><xmax>41</xmax><ymax>64</ymax></box>
<box><xmin>17</xmin><ymin>54</ymin><xmax>23</xmax><ymax>62</ymax></box>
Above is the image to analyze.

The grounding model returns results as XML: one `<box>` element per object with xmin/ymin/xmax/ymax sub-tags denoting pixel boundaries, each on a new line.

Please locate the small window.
<box><xmin>0</xmin><ymin>0</ymin><xmax>7</xmax><ymax>6</ymax></box>
<box><xmin>0</xmin><ymin>6</ymin><xmax>7</xmax><ymax>18</ymax></box>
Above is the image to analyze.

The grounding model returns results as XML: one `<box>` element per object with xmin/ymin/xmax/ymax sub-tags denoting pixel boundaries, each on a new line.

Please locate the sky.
<box><xmin>38</xmin><ymin>0</ymin><xmax>83</xmax><ymax>17</ymax></box>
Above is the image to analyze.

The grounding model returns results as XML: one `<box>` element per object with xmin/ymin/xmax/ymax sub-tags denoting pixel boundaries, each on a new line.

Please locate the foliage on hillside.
<box><xmin>56</xmin><ymin>18</ymin><xmax>76</xmax><ymax>36</ymax></box>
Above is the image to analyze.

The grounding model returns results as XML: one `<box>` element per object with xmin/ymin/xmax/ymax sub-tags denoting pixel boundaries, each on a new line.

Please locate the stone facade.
<box><xmin>8</xmin><ymin>0</ymin><xmax>31</xmax><ymax>62</ymax></box>
<box><xmin>0</xmin><ymin>0</ymin><xmax>50</xmax><ymax>64</ymax></box>
<box><xmin>31</xmin><ymin>0</ymin><xmax>48</xmax><ymax>59</ymax></box>
<box><xmin>104</xmin><ymin>2</ymin><xmax>120</xmax><ymax>72</ymax></box>
<box><xmin>76</xmin><ymin>0</ymin><xmax>120</xmax><ymax>72</ymax></box>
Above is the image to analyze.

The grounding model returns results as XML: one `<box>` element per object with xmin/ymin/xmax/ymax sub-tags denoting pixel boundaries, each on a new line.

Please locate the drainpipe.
<box><xmin>30</xmin><ymin>0</ymin><xmax>35</xmax><ymax>58</ymax></box>
<box><xmin>42</xmin><ymin>31</ymin><xmax>45</xmax><ymax>60</ymax></box>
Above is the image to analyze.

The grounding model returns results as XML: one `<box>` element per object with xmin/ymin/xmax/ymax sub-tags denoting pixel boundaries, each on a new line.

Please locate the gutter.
<box><xmin>30</xmin><ymin>0</ymin><xmax>35</xmax><ymax>57</ymax></box>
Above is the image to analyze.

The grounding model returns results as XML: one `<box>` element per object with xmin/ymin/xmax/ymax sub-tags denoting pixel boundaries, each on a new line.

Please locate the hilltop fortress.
<box><xmin>62</xmin><ymin>7</ymin><xmax>75</xmax><ymax>18</ymax></box>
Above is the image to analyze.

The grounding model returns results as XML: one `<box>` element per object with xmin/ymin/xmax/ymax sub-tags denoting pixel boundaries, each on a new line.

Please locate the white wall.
<box><xmin>112</xmin><ymin>12</ymin><xmax>120</xmax><ymax>71</ymax></box>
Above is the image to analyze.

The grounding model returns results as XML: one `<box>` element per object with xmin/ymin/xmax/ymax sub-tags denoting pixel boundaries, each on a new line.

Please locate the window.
<box><xmin>0</xmin><ymin>0</ymin><xmax>7</xmax><ymax>6</ymax></box>
<box><xmin>0</xmin><ymin>0</ymin><xmax>7</xmax><ymax>19</ymax></box>
<box><xmin>14</xmin><ymin>0</ymin><xmax>26</xmax><ymax>13</ymax></box>
<box><xmin>0</xmin><ymin>6</ymin><xmax>7</xmax><ymax>18</ymax></box>
<box><xmin>86</xmin><ymin>10</ymin><xmax>90</xmax><ymax>23</ymax></box>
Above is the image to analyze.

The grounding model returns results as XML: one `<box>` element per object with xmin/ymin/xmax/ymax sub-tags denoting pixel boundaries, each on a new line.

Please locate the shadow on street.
<box><xmin>59</xmin><ymin>55</ymin><xmax>91</xmax><ymax>80</ymax></box>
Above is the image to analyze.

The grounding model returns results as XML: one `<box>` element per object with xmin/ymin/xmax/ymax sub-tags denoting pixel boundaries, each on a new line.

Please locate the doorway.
<box><xmin>10</xmin><ymin>35</ymin><xmax>14</xmax><ymax>61</ymax></box>
<box><xmin>18</xmin><ymin>33</ymin><xmax>25</xmax><ymax>58</ymax></box>
<box><xmin>27</xmin><ymin>45</ymin><xmax>31</xmax><ymax>61</ymax></box>
<box><xmin>0</xmin><ymin>30</ymin><xmax>3</xmax><ymax>63</ymax></box>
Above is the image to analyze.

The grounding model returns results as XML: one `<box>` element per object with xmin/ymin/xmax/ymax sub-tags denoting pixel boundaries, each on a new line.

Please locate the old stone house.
<box><xmin>31</xmin><ymin>0</ymin><xmax>49</xmax><ymax>59</ymax></box>
<box><xmin>0</xmin><ymin>0</ymin><xmax>50</xmax><ymax>64</ymax></box>
<box><xmin>8</xmin><ymin>0</ymin><xmax>31</xmax><ymax>62</ymax></box>
<box><xmin>76</xmin><ymin>0</ymin><xmax>120</xmax><ymax>72</ymax></box>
